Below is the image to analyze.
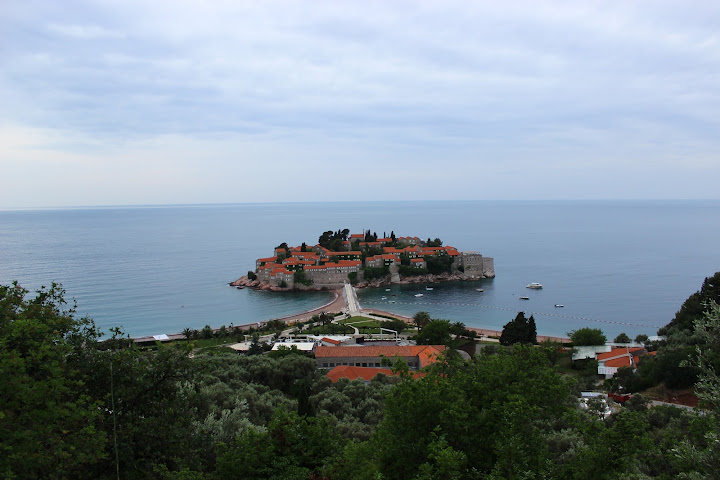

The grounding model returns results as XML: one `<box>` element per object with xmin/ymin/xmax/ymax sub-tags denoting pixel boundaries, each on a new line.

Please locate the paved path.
<box><xmin>343</xmin><ymin>282</ymin><xmax>362</xmax><ymax>315</ymax></box>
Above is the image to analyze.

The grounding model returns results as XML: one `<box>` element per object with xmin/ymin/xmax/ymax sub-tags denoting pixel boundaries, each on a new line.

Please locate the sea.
<box><xmin>1</xmin><ymin>200</ymin><xmax>719</xmax><ymax>340</ymax></box>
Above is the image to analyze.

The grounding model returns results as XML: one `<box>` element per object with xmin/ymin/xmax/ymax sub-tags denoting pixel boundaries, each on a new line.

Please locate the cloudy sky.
<box><xmin>1</xmin><ymin>0</ymin><xmax>718</xmax><ymax>208</ymax></box>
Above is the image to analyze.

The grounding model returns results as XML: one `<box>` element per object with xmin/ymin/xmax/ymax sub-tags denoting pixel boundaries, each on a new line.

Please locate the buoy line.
<box><xmin>361</xmin><ymin>300</ymin><xmax>662</xmax><ymax>329</ymax></box>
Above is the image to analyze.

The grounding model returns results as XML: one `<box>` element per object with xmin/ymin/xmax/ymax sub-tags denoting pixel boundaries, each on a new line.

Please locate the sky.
<box><xmin>1</xmin><ymin>0</ymin><xmax>719</xmax><ymax>208</ymax></box>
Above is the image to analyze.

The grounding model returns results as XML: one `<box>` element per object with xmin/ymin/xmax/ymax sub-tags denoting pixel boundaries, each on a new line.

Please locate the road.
<box><xmin>343</xmin><ymin>282</ymin><xmax>362</xmax><ymax>315</ymax></box>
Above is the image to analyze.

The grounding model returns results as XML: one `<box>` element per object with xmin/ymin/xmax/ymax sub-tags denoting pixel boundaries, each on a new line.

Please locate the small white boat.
<box><xmin>554</xmin><ymin>304</ymin><xmax>564</xmax><ymax>308</ymax></box>
<box><xmin>426</xmin><ymin>287</ymin><xmax>433</xmax><ymax>291</ymax></box>
<box><xmin>389</xmin><ymin>300</ymin><xmax>396</xmax><ymax>303</ymax></box>
<box><xmin>476</xmin><ymin>288</ymin><xmax>484</xmax><ymax>292</ymax></box>
<box><xmin>414</xmin><ymin>293</ymin><xmax>424</xmax><ymax>297</ymax></box>
<box><xmin>385</xmin><ymin>288</ymin><xmax>391</xmax><ymax>291</ymax></box>
<box><xmin>526</xmin><ymin>283</ymin><xmax>543</xmax><ymax>289</ymax></box>
<box><xmin>381</xmin><ymin>296</ymin><xmax>387</xmax><ymax>300</ymax></box>
<box><xmin>520</xmin><ymin>296</ymin><xmax>529</xmax><ymax>300</ymax></box>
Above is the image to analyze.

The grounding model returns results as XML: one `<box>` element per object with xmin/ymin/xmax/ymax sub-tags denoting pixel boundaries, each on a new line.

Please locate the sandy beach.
<box><xmin>134</xmin><ymin>287</ymin><xmax>568</xmax><ymax>343</ymax></box>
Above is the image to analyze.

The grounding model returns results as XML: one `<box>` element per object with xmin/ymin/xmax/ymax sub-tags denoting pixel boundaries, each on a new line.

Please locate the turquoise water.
<box><xmin>1</xmin><ymin>201</ymin><xmax>719</xmax><ymax>339</ymax></box>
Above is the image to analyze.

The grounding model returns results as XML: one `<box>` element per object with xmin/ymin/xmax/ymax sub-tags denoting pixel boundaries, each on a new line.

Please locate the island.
<box><xmin>231</xmin><ymin>229</ymin><xmax>494</xmax><ymax>291</ymax></box>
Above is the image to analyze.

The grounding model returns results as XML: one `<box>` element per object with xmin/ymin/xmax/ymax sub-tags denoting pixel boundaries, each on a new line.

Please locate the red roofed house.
<box><xmin>315</xmin><ymin>345</ymin><xmax>446</xmax><ymax>370</ymax></box>
<box><xmin>597</xmin><ymin>347</ymin><xmax>648</xmax><ymax>378</ymax></box>
<box><xmin>326</xmin><ymin>365</ymin><xmax>424</xmax><ymax>383</ymax></box>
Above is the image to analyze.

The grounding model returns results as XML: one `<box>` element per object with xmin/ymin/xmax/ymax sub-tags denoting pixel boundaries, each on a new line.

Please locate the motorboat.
<box><xmin>414</xmin><ymin>293</ymin><xmax>424</xmax><ymax>297</ymax></box>
<box><xmin>554</xmin><ymin>304</ymin><xmax>564</xmax><ymax>308</ymax></box>
<box><xmin>476</xmin><ymin>288</ymin><xmax>484</xmax><ymax>292</ymax></box>
<box><xmin>381</xmin><ymin>296</ymin><xmax>387</xmax><ymax>300</ymax></box>
<box><xmin>526</xmin><ymin>283</ymin><xmax>543</xmax><ymax>289</ymax></box>
<box><xmin>520</xmin><ymin>296</ymin><xmax>530</xmax><ymax>300</ymax></box>
<box><xmin>385</xmin><ymin>288</ymin><xmax>391</xmax><ymax>291</ymax></box>
<box><xmin>389</xmin><ymin>300</ymin><xmax>396</xmax><ymax>303</ymax></box>
<box><xmin>426</xmin><ymin>287</ymin><xmax>434</xmax><ymax>291</ymax></box>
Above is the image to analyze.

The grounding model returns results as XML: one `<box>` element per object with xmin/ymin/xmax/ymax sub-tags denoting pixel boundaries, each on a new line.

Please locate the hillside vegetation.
<box><xmin>2</xmin><ymin>274</ymin><xmax>720</xmax><ymax>479</ymax></box>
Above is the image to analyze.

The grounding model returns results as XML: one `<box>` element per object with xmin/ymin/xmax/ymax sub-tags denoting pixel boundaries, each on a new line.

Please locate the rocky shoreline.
<box><xmin>229</xmin><ymin>271</ymin><xmax>493</xmax><ymax>292</ymax></box>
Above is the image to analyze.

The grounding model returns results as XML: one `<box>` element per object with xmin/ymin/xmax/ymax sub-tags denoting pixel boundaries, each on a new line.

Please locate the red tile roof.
<box><xmin>326</xmin><ymin>365</ymin><xmax>424</xmax><ymax>382</ymax></box>
<box><xmin>316</xmin><ymin>345</ymin><xmax>445</xmax><ymax>368</ymax></box>
<box><xmin>321</xmin><ymin>337</ymin><xmax>342</xmax><ymax>345</ymax></box>
<box><xmin>326</xmin><ymin>365</ymin><xmax>395</xmax><ymax>382</ymax></box>
<box><xmin>596</xmin><ymin>347</ymin><xmax>644</xmax><ymax>362</ymax></box>
<box><xmin>604</xmin><ymin>356</ymin><xmax>633</xmax><ymax>368</ymax></box>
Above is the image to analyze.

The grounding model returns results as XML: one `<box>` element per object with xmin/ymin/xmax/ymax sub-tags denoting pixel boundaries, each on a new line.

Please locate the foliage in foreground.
<box><xmin>3</xmin><ymin>280</ymin><xmax>720</xmax><ymax>479</ymax></box>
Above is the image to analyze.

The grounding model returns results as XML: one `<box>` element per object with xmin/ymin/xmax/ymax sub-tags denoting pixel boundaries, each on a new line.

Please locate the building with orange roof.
<box><xmin>326</xmin><ymin>251</ymin><xmax>362</xmax><ymax>260</ymax></box>
<box><xmin>411</xmin><ymin>258</ymin><xmax>427</xmax><ymax>269</ymax></box>
<box><xmin>326</xmin><ymin>365</ymin><xmax>396</xmax><ymax>382</ymax></box>
<box><xmin>597</xmin><ymin>347</ymin><xmax>649</xmax><ymax>378</ymax></box>
<box><xmin>315</xmin><ymin>345</ymin><xmax>446</xmax><ymax>370</ymax></box>
<box><xmin>325</xmin><ymin>365</ymin><xmax>425</xmax><ymax>383</ymax></box>
<box><xmin>255</xmin><ymin>256</ymin><xmax>278</xmax><ymax>269</ymax></box>
<box><xmin>248</xmin><ymin>232</ymin><xmax>494</xmax><ymax>288</ymax></box>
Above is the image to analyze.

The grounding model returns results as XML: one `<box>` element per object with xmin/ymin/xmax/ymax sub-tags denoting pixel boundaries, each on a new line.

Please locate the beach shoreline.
<box><xmin>133</xmin><ymin>288</ymin><xmax>569</xmax><ymax>344</ymax></box>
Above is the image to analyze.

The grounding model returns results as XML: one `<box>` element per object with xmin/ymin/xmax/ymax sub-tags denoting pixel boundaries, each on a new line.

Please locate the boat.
<box><xmin>389</xmin><ymin>300</ymin><xmax>396</xmax><ymax>303</ymax></box>
<box><xmin>476</xmin><ymin>288</ymin><xmax>484</xmax><ymax>292</ymax></box>
<box><xmin>385</xmin><ymin>288</ymin><xmax>391</xmax><ymax>291</ymax></box>
<box><xmin>425</xmin><ymin>287</ymin><xmax>434</xmax><ymax>291</ymax></box>
<box><xmin>526</xmin><ymin>283</ymin><xmax>543</xmax><ymax>289</ymax></box>
<box><xmin>520</xmin><ymin>296</ymin><xmax>529</xmax><ymax>300</ymax></box>
<box><xmin>554</xmin><ymin>304</ymin><xmax>564</xmax><ymax>308</ymax></box>
<box><xmin>381</xmin><ymin>296</ymin><xmax>387</xmax><ymax>300</ymax></box>
<box><xmin>414</xmin><ymin>293</ymin><xmax>424</xmax><ymax>297</ymax></box>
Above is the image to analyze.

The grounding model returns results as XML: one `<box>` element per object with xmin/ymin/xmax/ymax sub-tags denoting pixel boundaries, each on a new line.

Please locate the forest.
<box><xmin>2</xmin><ymin>272</ymin><xmax>720</xmax><ymax>479</ymax></box>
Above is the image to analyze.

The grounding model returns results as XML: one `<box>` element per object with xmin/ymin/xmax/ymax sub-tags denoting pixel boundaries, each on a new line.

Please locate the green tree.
<box><xmin>568</xmin><ymin>327</ymin><xmax>607</xmax><ymax>346</ymax></box>
<box><xmin>613</xmin><ymin>332</ymin><xmax>632</xmax><ymax>343</ymax></box>
<box><xmin>318</xmin><ymin>311</ymin><xmax>334</xmax><ymax>326</ymax></box>
<box><xmin>201</xmin><ymin>324</ymin><xmax>214</xmax><ymax>339</ymax></box>
<box><xmin>416</xmin><ymin>319</ymin><xmax>453</xmax><ymax>346</ymax></box>
<box><xmin>247</xmin><ymin>332</ymin><xmax>264</xmax><ymax>356</ymax></box>
<box><xmin>182</xmin><ymin>327</ymin><xmax>195</xmax><ymax>341</ymax></box>
<box><xmin>0</xmin><ymin>283</ymin><xmax>107</xmax><ymax>478</ymax></box>
<box><xmin>413</xmin><ymin>311</ymin><xmax>431</xmax><ymax>330</ymax></box>
<box><xmin>293</xmin><ymin>269</ymin><xmax>312</xmax><ymax>286</ymax></box>
<box><xmin>499</xmin><ymin>312</ymin><xmax>537</xmax><ymax>346</ymax></box>
<box><xmin>634</xmin><ymin>334</ymin><xmax>649</xmax><ymax>344</ymax></box>
<box><xmin>659</xmin><ymin>271</ymin><xmax>720</xmax><ymax>337</ymax></box>
<box><xmin>215</xmin><ymin>409</ymin><xmax>339</xmax><ymax>479</ymax></box>
<box><xmin>369</xmin><ymin>345</ymin><xmax>576</xmax><ymax>479</ymax></box>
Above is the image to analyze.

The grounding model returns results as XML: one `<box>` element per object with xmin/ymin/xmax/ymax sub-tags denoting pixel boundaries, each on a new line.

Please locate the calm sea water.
<box><xmin>1</xmin><ymin>201</ymin><xmax>719</xmax><ymax>339</ymax></box>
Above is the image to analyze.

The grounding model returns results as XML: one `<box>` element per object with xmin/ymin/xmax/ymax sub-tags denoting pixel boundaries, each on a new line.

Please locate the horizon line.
<box><xmin>1</xmin><ymin>198</ymin><xmax>719</xmax><ymax>212</ymax></box>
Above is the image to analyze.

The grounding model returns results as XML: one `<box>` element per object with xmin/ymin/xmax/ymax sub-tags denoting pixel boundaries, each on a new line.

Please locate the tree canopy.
<box><xmin>4</xmin><ymin>279</ymin><xmax>720</xmax><ymax>479</ymax></box>
<box><xmin>568</xmin><ymin>327</ymin><xmax>607</xmax><ymax>346</ymax></box>
<box><xmin>499</xmin><ymin>312</ymin><xmax>537</xmax><ymax>346</ymax></box>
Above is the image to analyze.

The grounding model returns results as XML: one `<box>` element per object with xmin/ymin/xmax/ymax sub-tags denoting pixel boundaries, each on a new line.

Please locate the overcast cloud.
<box><xmin>1</xmin><ymin>0</ymin><xmax>718</xmax><ymax>207</ymax></box>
